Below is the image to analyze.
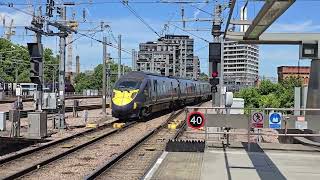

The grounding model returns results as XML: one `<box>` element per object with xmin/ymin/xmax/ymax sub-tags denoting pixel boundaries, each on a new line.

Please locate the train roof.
<box><xmin>122</xmin><ymin>71</ymin><xmax>210</xmax><ymax>84</ymax></box>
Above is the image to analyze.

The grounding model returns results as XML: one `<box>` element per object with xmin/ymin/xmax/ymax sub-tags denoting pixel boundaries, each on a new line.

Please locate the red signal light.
<box><xmin>212</xmin><ymin>71</ymin><xmax>218</xmax><ymax>78</ymax></box>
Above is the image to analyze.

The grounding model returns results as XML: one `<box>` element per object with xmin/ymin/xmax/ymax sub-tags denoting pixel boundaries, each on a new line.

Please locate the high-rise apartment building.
<box><xmin>223</xmin><ymin>41</ymin><xmax>259</xmax><ymax>91</ymax></box>
<box><xmin>221</xmin><ymin>6</ymin><xmax>259</xmax><ymax>92</ymax></box>
<box><xmin>137</xmin><ymin>35</ymin><xmax>200</xmax><ymax>79</ymax></box>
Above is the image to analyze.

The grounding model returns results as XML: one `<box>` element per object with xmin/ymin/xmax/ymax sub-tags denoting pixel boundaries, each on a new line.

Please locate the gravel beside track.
<box><xmin>0</xmin><ymin>119</ymin><xmax>118</xmax><ymax>179</ymax></box>
<box><xmin>96</xmin><ymin>111</ymin><xmax>186</xmax><ymax>180</ymax></box>
<box><xmin>19</xmin><ymin>113</ymin><xmax>171</xmax><ymax>180</ymax></box>
<box><xmin>0</xmin><ymin>97</ymin><xmax>103</xmax><ymax>112</ymax></box>
<box><xmin>0</xmin><ymin>108</ymin><xmax>112</xmax><ymax>138</ymax></box>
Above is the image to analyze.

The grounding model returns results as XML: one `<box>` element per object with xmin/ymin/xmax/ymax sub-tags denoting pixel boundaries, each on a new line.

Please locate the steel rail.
<box><xmin>139</xmin><ymin>102</ymin><xmax>205</xmax><ymax>179</ymax></box>
<box><xmin>0</xmin><ymin>95</ymin><xmax>101</xmax><ymax>104</ymax></box>
<box><xmin>172</xmin><ymin>102</ymin><xmax>205</xmax><ymax>140</ymax></box>
<box><xmin>4</xmin><ymin>104</ymin><xmax>109</xmax><ymax>120</ymax></box>
<box><xmin>1</xmin><ymin>121</ymin><xmax>136</xmax><ymax>180</ymax></box>
<box><xmin>0</xmin><ymin>119</ymin><xmax>120</xmax><ymax>165</ymax></box>
<box><xmin>84</xmin><ymin>108</ymin><xmax>185</xmax><ymax>180</ymax></box>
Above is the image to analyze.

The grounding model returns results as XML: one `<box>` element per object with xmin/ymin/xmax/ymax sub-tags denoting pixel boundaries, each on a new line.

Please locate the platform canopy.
<box><xmin>244</xmin><ymin>0</ymin><xmax>296</xmax><ymax>40</ymax></box>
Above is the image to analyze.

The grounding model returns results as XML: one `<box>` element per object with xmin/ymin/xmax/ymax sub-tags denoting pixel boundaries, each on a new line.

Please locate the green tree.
<box><xmin>257</xmin><ymin>80</ymin><xmax>278</xmax><ymax>95</ymax></box>
<box><xmin>199</xmin><ymin>72</ymin><xmax>208</xmax><ymax>81</ymax></box>
<box><xmin>74</xmin><ymin>72</ymin><xmax>92</xmax><ymax>92</ymax></box>
<box><xmin>259</xmin><ymin>93</ymin><xmax>281</xmax><ymax>108</ymax></box>
<box><xmin>0</xmin><ymin>38</ymin><xmax>59</xmax><ymax>84</ymax></box>
<box><xmin>236</xmin><ymin>78</ymin><xmax>302</xmax><ymax>108</ymax></box>
<box><xmin>277</xmin><ymin>77</ymin><xmax>302</xmax><ymax>108</ymax></box>
<box><xmin>43</xmin><ymin>48</ymin><xmax>59</xmax><ymax>83</ymax></box>
<box><xmin>73</xmin><ymin>61</ymin><xmax>132</xmax><ymax>92</ymax></box>
<box><xmin>0</xmin><ymin>38</ymin><xmax>30</xmax><ymax>82</ymax></box>
<box><xmin>235</xmin><ymin>87</ymin><xmax>260</xmax><ymax>108</ymax></box>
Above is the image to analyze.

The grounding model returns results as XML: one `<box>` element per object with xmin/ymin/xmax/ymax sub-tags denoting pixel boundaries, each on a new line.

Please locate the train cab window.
<box><xmin>114</xmin><ymin>80</ymin><xmax>141</xmax><ymax>91</ymax></box>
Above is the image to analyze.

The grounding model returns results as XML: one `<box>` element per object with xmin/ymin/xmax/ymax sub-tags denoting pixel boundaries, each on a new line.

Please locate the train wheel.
<box><xmin>138</xmin><ymin>108</ymin><xmax>147</xmax><ymax>122</ymax></box>
<box><xmin>169</xmin><ymin>103</ymin><xmax>174</xmax><ymax>112</ymax></box>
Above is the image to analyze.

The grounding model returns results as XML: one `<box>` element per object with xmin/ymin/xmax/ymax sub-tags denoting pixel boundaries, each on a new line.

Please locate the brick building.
<box><xmin>277</xmin><ymin>66</ymin><xmax>310</xmax><ymax>85</ymax></box>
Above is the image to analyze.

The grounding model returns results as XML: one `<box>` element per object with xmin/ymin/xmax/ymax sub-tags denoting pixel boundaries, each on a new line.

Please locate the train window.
<box><xmin>154</xmin><ymin>80</ymin><xmax>157</xmax><ymax>92</ymax></box>
<box><xmin>186</xmin><ymin>83</ymin><xmax>188</xmax><ymax>94</ymax></box>
<box><xmin>157</xmin><ymin>81</ymin><xmax>161</xmax><ymax>96</ymax></box>
<box><xmin>144</xmin><ymin>82</ymin><xmax>149</xmax><ymax>96</ymax></box>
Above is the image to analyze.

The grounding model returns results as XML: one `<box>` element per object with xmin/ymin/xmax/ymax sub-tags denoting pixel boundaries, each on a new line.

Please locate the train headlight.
<box><xmin>131</xmin><ymin>92</ymin><xmax>137</xmax><ymax>99</ymax></box>
<box><xmin>133</xmin><ymin>102</ymin><xmax>137</xmax><ymax>109</ymax></box>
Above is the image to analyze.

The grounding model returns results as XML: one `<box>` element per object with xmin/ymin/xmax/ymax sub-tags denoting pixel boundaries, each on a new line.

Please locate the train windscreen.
<box><xmin>114</xmin><ymin>80</ymin><xmax>141</xmax><ymax>91</ymax></box>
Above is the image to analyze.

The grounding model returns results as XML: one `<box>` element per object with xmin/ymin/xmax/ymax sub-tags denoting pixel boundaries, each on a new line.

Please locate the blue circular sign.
<box><xmin>270</xmin><ymin>113</ymin><xmax>281</xmax><ymax>123</ymax></box>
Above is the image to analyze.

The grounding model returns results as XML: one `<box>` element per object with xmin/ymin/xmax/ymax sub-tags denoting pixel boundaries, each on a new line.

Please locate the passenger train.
<box><xmin>111</xmin><ymin>71</ymin><xmax>211</xmax><ymax>121</ymax></box>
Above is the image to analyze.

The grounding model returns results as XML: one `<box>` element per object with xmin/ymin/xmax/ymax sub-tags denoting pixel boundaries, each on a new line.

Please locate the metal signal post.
<box><xmin>118</xmin><ymin>34</ymin><xmax>122</xmax><ymax>79</ymax></box>
<box><xmin>57</xmin><ymin>6</ymin><xmax>67</xmax><ymax>129</ymax></box>
<box><xmin>210</xmin><ymin>3</ymin><xmax>228</xmax><ymax>107</ymax></box>
<box><xmin>102</xmin><ymin>37</ymin><xmax>107</xmax><ymax>114</ymax></box>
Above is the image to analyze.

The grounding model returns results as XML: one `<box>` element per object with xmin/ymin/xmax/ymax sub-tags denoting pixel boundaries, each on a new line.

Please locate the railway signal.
<box><xmin>209</xmin><ymin>42</ymin><xmax>221</xmax><ymax>93</ymax></box>
<box><xmin>27</xmin><ymin>43</ymin><xmax>43</xmax><ymax>85</ymax></box>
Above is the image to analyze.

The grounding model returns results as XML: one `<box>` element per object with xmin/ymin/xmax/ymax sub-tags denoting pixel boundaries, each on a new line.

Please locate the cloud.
<box><xmin>269</xmin><ymin>20</ymin><xmax>320</xmax><ymax>32</ymax></box>
<box><xmin>0</xmin><ymin>8</ymin><xmax>32</xmax><ymax>27</ymax></box>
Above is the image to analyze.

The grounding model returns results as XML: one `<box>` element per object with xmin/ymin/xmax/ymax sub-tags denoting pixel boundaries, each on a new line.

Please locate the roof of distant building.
<box><xmin>278</xmin><ymin>66</ymin><xmax>310</xmax><ymax>69</ymax></box>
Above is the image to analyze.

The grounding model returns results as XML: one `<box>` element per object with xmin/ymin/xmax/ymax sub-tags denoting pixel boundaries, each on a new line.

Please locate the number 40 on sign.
<box><xmin>187</xmin><ymin>111</ymin><xmax>205</xmax><ymax>129</ymax></box>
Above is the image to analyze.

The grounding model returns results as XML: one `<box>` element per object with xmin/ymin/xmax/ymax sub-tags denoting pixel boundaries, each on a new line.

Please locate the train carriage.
<box><xmin>111</xmin><ymin>71</ymin><xmax>211</xmax><ymax>121</ymax></box>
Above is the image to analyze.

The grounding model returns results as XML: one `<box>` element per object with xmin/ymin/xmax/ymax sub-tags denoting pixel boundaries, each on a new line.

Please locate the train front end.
<box><xmin>111</xmin><ymin>77</ymin><xmax>142</xmax><ymax>120</ymax></box>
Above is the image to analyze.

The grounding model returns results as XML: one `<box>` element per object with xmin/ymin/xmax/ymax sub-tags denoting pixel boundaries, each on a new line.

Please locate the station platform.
<box><xmin>144</xmin><ymin>143</ymin><xmax>320</xmax><ymax>180</ymax></box>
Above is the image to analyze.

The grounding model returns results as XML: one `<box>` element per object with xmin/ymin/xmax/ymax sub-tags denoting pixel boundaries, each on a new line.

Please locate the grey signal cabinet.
<box><xmin>28</xmin><ymin>112</ymin><xmax>47</xmax><ymax>139</ymax></box>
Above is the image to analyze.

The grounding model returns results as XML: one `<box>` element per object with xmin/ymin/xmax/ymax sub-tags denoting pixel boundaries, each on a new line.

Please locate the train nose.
<box><xmin>111</xmin><ymin>89</ymin><xmax>139</xmax><ymax>119</ymax></box>
<box><xmin>112</xmin><ymin>89</ymin><xmax>138</xmax><ymax>106</ymax></box>
<box><xmin>112</xmin><ymin>102</ymin><xmax>139</xmax><ymax>119</ymax></box>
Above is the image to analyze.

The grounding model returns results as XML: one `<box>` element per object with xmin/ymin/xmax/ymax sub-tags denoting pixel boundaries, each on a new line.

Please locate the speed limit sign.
<box><xmin>187</xmin><ymin>111</ymin><xmax>205</xmax><ymax>129</ymax></box>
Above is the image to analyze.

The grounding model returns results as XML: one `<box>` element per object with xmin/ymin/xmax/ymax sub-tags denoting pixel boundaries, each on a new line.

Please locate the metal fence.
<box><xmin>184</xmin><ymin>106</ymin><xmax>320</xmax><ymax>150</ymax></box>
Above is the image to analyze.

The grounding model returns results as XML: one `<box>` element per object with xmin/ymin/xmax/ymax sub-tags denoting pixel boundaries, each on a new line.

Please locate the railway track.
<box><xmin>85</xmin><ymin>108</ymin><xmax>187</xmax><ymax>180</ymax></box>
<box><xmin>7</xmin><ymin>111</ymin><xmax>174</xmax><ymax>179</ymax></box>
<box><xmin>0</xmin><ymin>119</ymin><xmax>130</xmax><ymax>180</ymax></box>
<box><xmin>0</xmin><ymin>95</ymin><xmax>101</xmax><ymax>104</ymax></box>
<box><xmin>4</xmin><ymin>104</ymin><xmax>108</xmax><ymax>120</ymax></box>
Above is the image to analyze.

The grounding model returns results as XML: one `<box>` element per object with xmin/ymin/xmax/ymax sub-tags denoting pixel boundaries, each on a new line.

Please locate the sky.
<box><xmin>0</xmin><ymin>0</ymin><xmax>319</xmax><ymax>78</ymax></box>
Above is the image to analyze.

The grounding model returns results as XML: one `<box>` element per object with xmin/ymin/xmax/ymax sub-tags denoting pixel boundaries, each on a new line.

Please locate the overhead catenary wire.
<box><xmin>75</xmin><ymin>31</ymin><xmax>133</xmax><ymax>55</ymax></box>
<box><xmin>122</xmin><ymin>1</ymin><xmax>161</xmax><ymax>37</ymax></box>
<box><xmin>189</xmin><ymin>3</ymin><xmax>213</xmax><ymax>17</ymax></box>
<box><xmin>0</xmin><ymin>3</ymin><xmax>133</xmax><ymax>56</ymax></box>
<box><xmin>66</xmin><ymin>25</ymin><xmax>102</xmax><ymax>45</ymax></box>
<box><xmin>168</xmin><ymin>23</ymin><xmax>210</xmax><ymax>43</ymax></box>
<box><xmin>1</xmin><ymin>1</ymin><xmax>216</xmax><ymax>6</ymax></box>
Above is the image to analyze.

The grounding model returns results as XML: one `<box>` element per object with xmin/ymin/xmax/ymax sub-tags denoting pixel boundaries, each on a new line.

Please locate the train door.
<box><xmin>144</xmin><ymin>80</ymin><xmax>151</xmax><ymax>104</ymax></box>
<box><xmin>185</xmin><ymin>82</ymin><xmax>188</xmax><ymax>97</ymax></box>
<box><xmin>170</xmin><ymin>81</ymin><xmax>173</xmax><ymax>100</ymax></box>
<box><xmin>152</xmin><ymin>79</ymin><xmax>157</xmax><ymax>102</ymax></box>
